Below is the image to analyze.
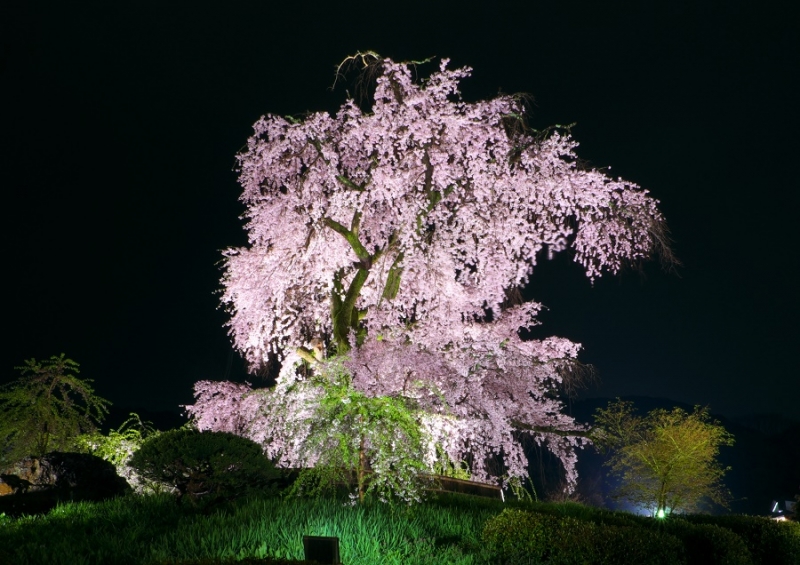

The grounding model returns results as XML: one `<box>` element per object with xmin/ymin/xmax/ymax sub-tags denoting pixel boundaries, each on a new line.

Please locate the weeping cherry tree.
<box><xmin>186</xmin><ymin>53</ymin><xmax>672</xmax><ymax>503</ymax></box>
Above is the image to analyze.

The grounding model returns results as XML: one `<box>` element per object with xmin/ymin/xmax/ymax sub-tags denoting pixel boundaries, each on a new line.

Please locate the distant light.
<box><xmin>772</xmin><ymin>501</ymin><xmax>779</xmax><ymax>513</ymax></box>
<box><xmin>771</xmin><ymin>515</ymin><xmax>787</xmax><ymax>522</ymax></box>
<box><xmin>656</xmin><ymin>508</ymin><xmax>666</xmax><ymax>519</ymax></box>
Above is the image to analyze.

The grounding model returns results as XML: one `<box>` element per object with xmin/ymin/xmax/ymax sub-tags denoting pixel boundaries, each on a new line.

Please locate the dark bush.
<box><xmin>129</xmin><ymin>429</ymin><xmax>280</xmax><ymax>504</ymax></box>
<box><xmin>481</xmin><ymin>508</ymin><xmax>555</xmax><ymax>563</ymax></box>
<box><xmin>665</xmin><ymin>519</ymin><xmax>753</xmax><ymax>565</ymax></box>
<box><xmin>551</xmin><ymin>517</ymin><xmax>685</xmax><ymax>565</ymax></box>
<box><xmin>482</xmin><ymin>508</ymin><xmax>686</xmax><ymax>565</ymax></box>
<box><xmin>683</xmin><ymin>515</ymin><xmax>800</xmax><ymax>565</ymax></box>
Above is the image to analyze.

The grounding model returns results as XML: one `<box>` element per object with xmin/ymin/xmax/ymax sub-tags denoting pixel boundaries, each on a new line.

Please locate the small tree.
<box><xmin>287</xmin><ymin>358</ymin><xmax>429</xmax><ymax>504</ymax></box>
<box><xmin>0</xmin><ymin>354</ymin><xmax>110</xmax><ymax>466</ymax></box>
<box><xmin>593</xmin><ymin>400</ymin><xmax>734</xmax><ymax>516</ymax></box>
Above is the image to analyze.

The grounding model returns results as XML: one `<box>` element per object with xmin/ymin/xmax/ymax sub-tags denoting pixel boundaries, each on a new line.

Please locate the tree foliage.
<box><xmin>188</xmin><ymin>54</ymin><xmax>671</xmax><ymax>498</ymax></box>
<box><xmin>593</xmin><ymin>400</ymin><xmax>734</xmax><ymax>515</ymax></box>
<box><xmin>0</xmin><ymin>354</ymin><xmax>110</xmax><ymax>466</ymax></box>
<box><xmin>286</xmin><ymin>358</ymin><xmax>429</xmax><ymax>503</ymax></box>
<box><xmin>76</xmin><ymin>413</ymin><xmax>161</xmax><ymax>493</ymax></box>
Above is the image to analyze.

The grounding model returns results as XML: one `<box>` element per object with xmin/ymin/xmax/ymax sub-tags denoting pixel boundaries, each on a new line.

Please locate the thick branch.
<box><xmin>296</xmin><ymin>347</ymin><xmax>319</xmax><ymax>365</ymax></box>
<box><xmin>325</xmin><ymin>216</ymin><xmax>401</xmax><ymax>352</ymax></box>
<box><xmin>332</xmin><ymin>268</ymin><xmax>370</xmax><ymax>353</ymax></box>
<box><xmin>381</xmin><ymin>251</ymin><xmax>404</xmax><ymax>301</ymax></box>
<box><xmin>336</xmin><ymin>175</ymin><xmax>367</xmax><ymax>192</ymax></box>
<box><xmin>511</xmin><ymin>419</ymin><xmax>595</xmax><ymax>440</ymax></box>
<box><xmin>323</xmin><ymin>217</ymin><xmax>370</xmax><ymax>263</ymax></box>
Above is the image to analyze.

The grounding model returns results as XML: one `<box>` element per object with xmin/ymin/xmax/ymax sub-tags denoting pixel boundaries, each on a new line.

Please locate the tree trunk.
<box><xmin>358</xmin><ymin>435</ymin><xmax>367</xmax><ymax>503</ymax></box>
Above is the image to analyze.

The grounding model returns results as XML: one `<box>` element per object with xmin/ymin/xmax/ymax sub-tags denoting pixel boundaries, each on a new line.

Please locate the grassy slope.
<box><xmin>1</xmin><ymin>492</ymin><xmax>798</xmax><ymax>565</ymax></box>
<box><xmin>0</xmin><ymin>492</ymin><xmax>502</xmax><ymax>565</ymax></box>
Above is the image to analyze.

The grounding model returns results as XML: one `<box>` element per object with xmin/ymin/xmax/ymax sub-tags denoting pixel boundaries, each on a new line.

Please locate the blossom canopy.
<box><xmin>224</xmin><ymin>56</ymin><xmax>667</xmax><ymax>364</ymax></box>
<box><xmin>194</xmin><ymin>55</ymin><xmax>671</xmax><ymax>491</ymax></box>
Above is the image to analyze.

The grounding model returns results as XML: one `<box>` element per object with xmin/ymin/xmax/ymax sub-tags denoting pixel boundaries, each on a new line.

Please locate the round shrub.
<box><xmin>481</xmin><ymin>508</ymin><xmax>556</xmax><ymax>564</ymax></box>
<box><xmin>666</xmin><ymin>519</ymin><xmax>753</xmax><ymax>565</ymax></box>
<box><xmin>482</xmin><ymin>508</ymin><xmax>686</xmax><ymax>565</ymax></box>
<box><xmin>128</xmin><ymin>429</ymin><xmax>280</xmax><ymax>504</ymax></box>
<box><xmin>684</xmin><ymin>515</ymin><xmax>800</xmax><ymax>565</ymax></box>
<box><xmin>551</xmin><ymin>518</ymin><xmax>685</xmax><ymax>565</ymax></box>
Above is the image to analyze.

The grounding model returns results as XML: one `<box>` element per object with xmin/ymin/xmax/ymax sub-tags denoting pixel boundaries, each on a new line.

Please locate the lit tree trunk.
<box><xmin>657</xmin><ymin>481</ymin><xmax>668</xmax><ymax>516</ymax></box>
<box><xmin>324</xmin><ymin>212</ymin><xmax>398</xmax><ymax>355</ymax></box>
<box><xmin>330</xmin><ymin>267</ymin><xmax>369</xmax><ymax>354</ymax></box>
<box><xmin>324</xmin><ymin>214</ymin><xmax>373</xmax><ymax>354</ymax></box>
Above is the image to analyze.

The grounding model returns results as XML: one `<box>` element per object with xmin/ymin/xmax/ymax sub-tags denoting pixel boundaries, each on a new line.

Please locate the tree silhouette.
<box><xmin>0</xmin><ymin>354</ymin><xmax>109</xmax><ymax>465</ymax></box>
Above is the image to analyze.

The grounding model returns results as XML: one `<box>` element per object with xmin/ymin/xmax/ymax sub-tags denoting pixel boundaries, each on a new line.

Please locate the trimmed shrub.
<box><xmin>551</xmin><ymin>517</ymin><xmax>685</xmax><ymax>565</ymax></box>
<box><xmin>666</xmin><ymin>519</ymin><xmax>753</xmax><ymax>565</ymax></box>
<box><xmin>482</xmin><ymin>508</ymin><xmax>686</xmax><ymax>565</ymax></box>
<box><xmin>129</xmin><ymin>430</ymin><xmax>280</xmax><ymax>504</ymax></box>
<box><xmin>684</xmin><ymin>515</ymin><xmax>800</xmax><ymax>565</ymax></box>
<box><xmin>481</xmin><ymin>508</ymin><xmax>556</xmax><ymax>563</ymax></box>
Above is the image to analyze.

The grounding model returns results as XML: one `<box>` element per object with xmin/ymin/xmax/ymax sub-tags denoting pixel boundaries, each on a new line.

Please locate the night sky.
<box><xmin>3</xmin><ymin>1</ymin><xmax>798</xmax><ymax>421</ymax></box>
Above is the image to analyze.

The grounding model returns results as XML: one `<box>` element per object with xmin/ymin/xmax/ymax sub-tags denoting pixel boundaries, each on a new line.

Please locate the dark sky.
<box><xmin>3</xmin><ymin>1</ymin><xmax>798</xmax><ymax>420</ymax></box>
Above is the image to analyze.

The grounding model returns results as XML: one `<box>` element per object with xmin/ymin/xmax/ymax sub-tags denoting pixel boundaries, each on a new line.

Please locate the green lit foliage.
<box><xmin>76</xmin><ymin>413</ymin><xmax>162</xmax><ymax>493</ymax></box>
<box><xmin>77</xmin><ymin>413</ymin><xmax>157</xmax><ymax>468</ymax></box>
<box><xmin>1</xmin><ymin>491</ymin><xmax>797</xmax><ymax>564</ymax></box>
<box><xmin>432</xmin><ymin>444</ymin><xmax>471</xmax><ymax>480</ymax></box>
<box><xmin>0</xmin><ymin>354</ymin><xmax>110</xmax><ymax>465</ymax></box>
<box><xmin>481</xmin><ymin>508</ymin><xmax>554</xmax><ymax>563</ymax></box>
<box><xmin>0</xmin><ymin>493</ymin><xmax>499</xmax><ymax>564</ymax></box>
<box><xmin>129</xmin><ymin>429</ymin><xmax>280</xmax><ymax>504</ymax></box>
<box><xmin>290</xmin><ymin>358</ymin><xmax>429</xmax><ymax>504</ymax></box>
<box><xmin>593</xmin><ymin>400</ymin><xmax>734</xmax><ymax>516</ymax></box>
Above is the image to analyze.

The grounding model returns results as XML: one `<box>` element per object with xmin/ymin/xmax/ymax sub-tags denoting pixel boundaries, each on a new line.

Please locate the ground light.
<box><xmin>303</xmin><ymin>535</ymin><xmax>341</xmax><ymax>564</ymax></box>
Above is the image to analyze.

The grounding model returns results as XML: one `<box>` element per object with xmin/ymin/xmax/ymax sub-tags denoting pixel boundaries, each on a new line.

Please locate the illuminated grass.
<box><xmin>1</xmin><ymin>492</ymin><xmax>796</xmax><ymax>565</ymax></box>
<box><xmin>0</xmin><ymin>493</ymin><xmax>499</xmax><ymax>565</ymax></box>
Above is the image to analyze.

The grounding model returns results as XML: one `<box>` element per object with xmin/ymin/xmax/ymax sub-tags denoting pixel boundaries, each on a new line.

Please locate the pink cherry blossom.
<box><xmin>187</xmin><ymin>56</ymin><xmax>669</xmax><ymax>493</ymax></box>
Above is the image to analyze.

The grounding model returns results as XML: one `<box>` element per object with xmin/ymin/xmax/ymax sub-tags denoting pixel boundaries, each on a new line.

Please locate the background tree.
<box><xmin>188</xmin><ymin>54</ymin><xmax>672</xmax><ymax>498</ymax></box>
<box><xmin>0</xmin><ymin>354</ymin><xmax>110</xmax><ymax>466</ymax></box>
<box><xmin>593</xmin><ymin>400</ymin><xmax>734</xmax><ymax>516</ymax></box>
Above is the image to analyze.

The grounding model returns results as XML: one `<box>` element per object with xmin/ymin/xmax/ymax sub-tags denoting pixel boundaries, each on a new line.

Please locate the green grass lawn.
<box><xmin>1</xmin><ymin>491</ymin><xmax>797</xmax><ymax>565</ymax></box>
<box><xmin>0</xmin><ymin>491</ymin><xmax>499</xmax><ymax>565</ymax></box>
